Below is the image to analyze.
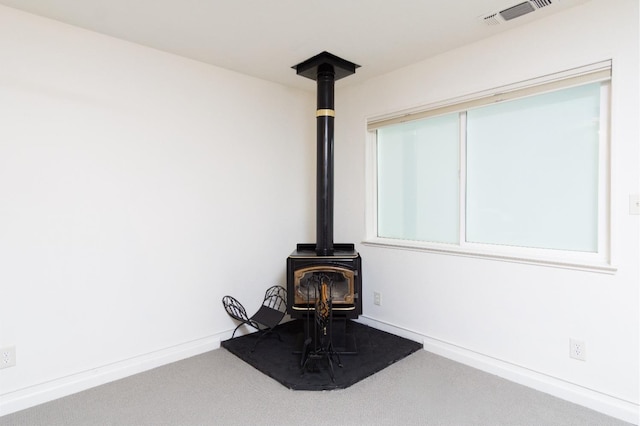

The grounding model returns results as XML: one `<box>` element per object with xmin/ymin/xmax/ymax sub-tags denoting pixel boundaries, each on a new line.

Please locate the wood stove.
<box><xmin>287</xmin><ymin>243</ymin><xmax>362</xmax><ymax>320</ymax></box>
<box><xmin>286</xmin><ymin>52</ymin><xmax>362</xmax><ymax>321</ymax></box>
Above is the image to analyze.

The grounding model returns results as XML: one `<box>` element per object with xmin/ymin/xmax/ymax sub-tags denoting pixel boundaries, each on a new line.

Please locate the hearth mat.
<box><xmin>221</xmin><ymin>320</ymin><xmax>422</xmax><ymax>390</ymax></box>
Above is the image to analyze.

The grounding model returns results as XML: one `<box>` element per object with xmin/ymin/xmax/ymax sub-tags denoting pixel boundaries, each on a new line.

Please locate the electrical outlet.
<box><xmin>569</xmin><ymin>339</ymin><xmax>586</xmax><ymax>361</ymax></box>
<box><xmin>373</xmin><ymin>291</ymin><xmax>381</xmax><ymax>306</ymax></box>
<box><xmin>1</xmin><ymin>346</ymin><xmax>16</xmax><ymax>369</ymax></box>
<box><xmin>630</xmin><ymin>194</ymin><xmax>640</xmax><ymax>215</ymax></box>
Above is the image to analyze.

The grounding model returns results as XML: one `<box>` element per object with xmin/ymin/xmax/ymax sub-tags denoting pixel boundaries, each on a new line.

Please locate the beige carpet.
<box><xmin>0</xmin><ymin>349</ymin><xmax>632</xmax><ymax>426</ymax></box>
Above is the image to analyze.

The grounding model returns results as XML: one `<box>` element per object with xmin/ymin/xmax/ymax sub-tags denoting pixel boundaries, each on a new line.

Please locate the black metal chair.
<box><xmin>222</xmin><ymin>285</ymin><xmax>287</xmax><ymax>352</ymax></box>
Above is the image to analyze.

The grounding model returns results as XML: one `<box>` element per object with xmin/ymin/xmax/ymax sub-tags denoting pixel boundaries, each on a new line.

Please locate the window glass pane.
<box><xmin>377</xmin><ymin>114</ymin><xmax>459</xmax><ymax>243</ymax></box>
<box><xmin>466</xmin><ymin>83</ymin><xmax>600</xmax><ymax>252</ymax></box>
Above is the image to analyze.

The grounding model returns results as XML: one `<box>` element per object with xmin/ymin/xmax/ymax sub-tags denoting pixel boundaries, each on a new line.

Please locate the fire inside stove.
<box><xmin>293</xmin><ymin>266</ymin><xmax>355</xmax><ymax>307</ymax></box>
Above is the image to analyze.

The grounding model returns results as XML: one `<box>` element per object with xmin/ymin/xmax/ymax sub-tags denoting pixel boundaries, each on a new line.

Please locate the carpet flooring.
<box><xmin>221</xmin><ymin>319</ymin><xmax>423</xmax><ymax>390</ymax></box>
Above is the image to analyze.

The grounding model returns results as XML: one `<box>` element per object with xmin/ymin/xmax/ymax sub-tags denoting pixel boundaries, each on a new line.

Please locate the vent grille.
<box><xmin>500</xmin><ymin>2</ymin><xmax>535</xmax><ymax>20</ymax></box>
<box><xmin>531</xmin><ymin>0</ymin><xmax>553</xmax><ymax>8</ymax></box>
<box><xmin>481</xmin><ymin>0</ymin><xmax>559</xmax><ymax>26</ymax></box>
<box><xmin>483</xmin><ymin>13</ymin><xmax>502</xmax><ymax>25</ymax></box>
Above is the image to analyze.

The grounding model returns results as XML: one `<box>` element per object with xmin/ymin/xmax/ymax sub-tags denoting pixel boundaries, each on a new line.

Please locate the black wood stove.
<box><xmin>286</xmin><ymin>52</ymin><xmax>362</xmax><ymax>332</ymax></box>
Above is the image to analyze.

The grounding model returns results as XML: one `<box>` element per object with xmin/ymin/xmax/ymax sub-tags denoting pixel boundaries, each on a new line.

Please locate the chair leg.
<box><xmin>231</xmin><ymin>324</ymin><xmax>243</xmax><ymax>339</ymax></box>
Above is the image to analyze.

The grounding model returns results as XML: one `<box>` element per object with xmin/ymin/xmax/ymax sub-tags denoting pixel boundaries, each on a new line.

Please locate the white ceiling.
<box><xmin>0</xmin><ymin>0</ymin><xmax>590</xmax><ymax>90</ymax></box>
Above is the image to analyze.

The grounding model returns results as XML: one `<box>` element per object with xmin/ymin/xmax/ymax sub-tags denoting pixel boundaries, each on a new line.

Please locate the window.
<box><xmin>377</xmin><ymin>113</ymin><xmax>460</xmax><ymax>244</ymax></box>
<box><xmin>366</xmin><ymin>63</ymin><xmax>612</xmax><ymax>271</ymax></box>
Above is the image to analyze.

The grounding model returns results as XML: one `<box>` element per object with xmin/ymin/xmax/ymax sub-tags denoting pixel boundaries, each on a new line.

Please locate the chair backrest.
<box><xmin>222</xmin><ymin>295</ymin><xmax>249</xmax><ymax>323</ymax></box>
<box><xmin>263</xmin><ymin>285</ymin><xmax>287</xmax><ymax>313</ymax></box>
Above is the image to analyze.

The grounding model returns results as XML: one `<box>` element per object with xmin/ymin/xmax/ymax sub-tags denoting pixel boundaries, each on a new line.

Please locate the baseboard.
<box><xmin>0</xmin><ymin>334</ymin><xmax>222</xmax><ymax>417</ymax></box>
<box><xmin>357</xmin><ymin>315</ymin><xmax>639</xmax><ymax>425</ymax></box>
<box><xmin>356</xmin><ymin>315</ymin><xmax>426</xmax><ymax>343</ymax></box>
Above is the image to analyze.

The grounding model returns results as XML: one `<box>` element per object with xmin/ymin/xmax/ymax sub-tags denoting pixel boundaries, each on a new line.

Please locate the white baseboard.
<box><xmin>0</xmin><ymin>334</ymin><xmax>222</xmax><ymax>417</ymax></box>
<box><xmin>3</xmin><ymin>321</ymin><xmax>638</xmax><ymax>424</ymax></box>
<box><xmin>357</xmin><ymin>315</ymin><xmax>639</xmax><ymax>425</ymax></box>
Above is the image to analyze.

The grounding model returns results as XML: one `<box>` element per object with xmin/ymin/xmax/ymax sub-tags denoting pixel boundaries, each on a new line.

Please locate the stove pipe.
<box><xmin>315</xmin><ymin>64</ymin><xmax>335</xmax><ymax>256</ymax></box>
<box><xmin>293</xmin><ymin>52</ymin><xmax>359</xmax><ymax>256</ymax></box>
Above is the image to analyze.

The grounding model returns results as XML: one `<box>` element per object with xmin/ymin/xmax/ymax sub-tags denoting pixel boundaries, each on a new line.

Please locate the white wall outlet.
<box><xmin>373</xmin><ymin>291</ymin><xmax>381</xmax><ymax>306</ymax></box>
<box><xmin>630</xmin><ymin>194</ymin><xmax>640</xmax><ymax>215</ymax></box>
<box><xmin>1</xmin><ymin>346</ymin><xmax>16</xmax><ymax>369</ymax></box>
<box><xmin>569</xmin><ymin>339</ymin><xmax>586</xmax><ymax>361</ymax></box>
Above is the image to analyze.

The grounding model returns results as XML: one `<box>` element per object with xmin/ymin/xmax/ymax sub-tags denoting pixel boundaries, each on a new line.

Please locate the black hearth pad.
<box><xmin>221</xmin><ymin>320</ymin><xmax>422</xmax><ymax>390</ymax></box>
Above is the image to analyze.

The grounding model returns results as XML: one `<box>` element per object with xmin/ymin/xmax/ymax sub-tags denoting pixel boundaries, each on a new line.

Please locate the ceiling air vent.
<box><xmin>483</xmin><ymin>13</ymin><xmax>502</xmax><ymax>26</ymax></box>
<box><xmin>500</xmin><ymin>2</ymin><xmax>535</xmax><ymax>20</ymax></box>
<box><xmin>531</xmin><ymin>0</ymin><xmax>554</xmax><ymax>7</ymax></box>
<box><xmin>480</xmin><ymin>0</ymin><xmax>558</xmax><ymax>26</ymax></box>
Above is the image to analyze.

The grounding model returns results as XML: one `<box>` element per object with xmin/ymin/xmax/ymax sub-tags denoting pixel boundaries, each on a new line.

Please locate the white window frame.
<box><xmin>364</xmin><ymin>61</ymin><xmax>615</xmax><ymax>273</ymax></box>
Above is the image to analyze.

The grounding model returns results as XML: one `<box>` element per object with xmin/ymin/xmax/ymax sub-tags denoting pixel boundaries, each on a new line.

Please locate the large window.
<box><xmin>367</xmin><ymin>63</ymin><xmax>612</xmax><ymax>271</ymax></box>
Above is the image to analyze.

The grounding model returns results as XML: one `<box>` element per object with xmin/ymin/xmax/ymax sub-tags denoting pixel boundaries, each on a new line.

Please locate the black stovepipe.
<box><xmin>315</xmin><ymin>63</ymin><xmax>335</xmax><ymax>256</ymax></box>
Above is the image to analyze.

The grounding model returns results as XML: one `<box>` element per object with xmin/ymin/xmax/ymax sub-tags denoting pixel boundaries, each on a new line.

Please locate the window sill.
<box><xmin>361</xmin><ymin>238</ymin><xmax>617</xmax><ymax>274</ymax></box>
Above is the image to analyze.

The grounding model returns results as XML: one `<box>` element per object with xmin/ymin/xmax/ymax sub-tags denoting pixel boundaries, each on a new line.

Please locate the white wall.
<box><xmin>0</xmin><ymin>5</ymin><xmax>315</xmax><ymax>414</ymax></box>
<box><xmin>337</xmin><ymin>0</ymin><xmax>639</xmax><ymax>422</ymax></box>
<box><xmin>1</xmin><ymin>0</ymin><xmax>637</xmax><ymax>422</ymax></box>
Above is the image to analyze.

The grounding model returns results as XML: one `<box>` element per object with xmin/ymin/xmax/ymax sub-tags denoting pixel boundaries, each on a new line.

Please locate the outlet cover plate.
<box><xmin>569</xmin><ymin>339</ymin><xmax>586</xmax><ymax>361</ymax></box>
<box><xmin>630</xmin><ymin>194</ymin><xmax>640</xmax><ymax>215</ymax></box>
<box><xmin>1</xmin><ymin>346</ymin><xmax>16</xmax><ymax>369</ymax></box>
